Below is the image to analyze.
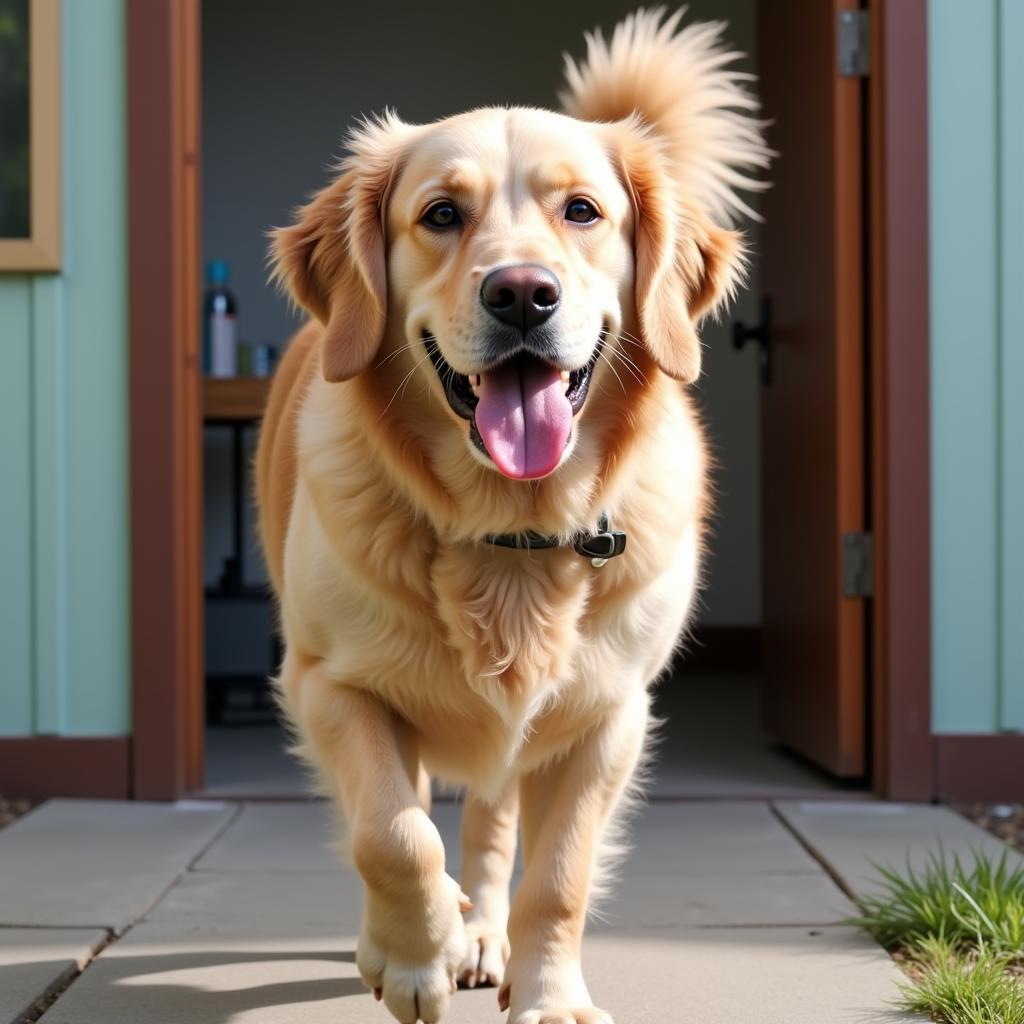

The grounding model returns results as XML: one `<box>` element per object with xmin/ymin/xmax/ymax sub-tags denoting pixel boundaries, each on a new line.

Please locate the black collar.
<box><xmin>484</xmin><ymin>511</ymin><xmax>627</xmax><ymax>567</ymax></box>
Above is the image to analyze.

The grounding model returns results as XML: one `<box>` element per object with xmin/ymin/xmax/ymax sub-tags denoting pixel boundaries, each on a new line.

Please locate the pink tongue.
<box><xmin>475</xmin><ymin>359</ymin><xmax>573</xmax><ymax>479</ymax></box>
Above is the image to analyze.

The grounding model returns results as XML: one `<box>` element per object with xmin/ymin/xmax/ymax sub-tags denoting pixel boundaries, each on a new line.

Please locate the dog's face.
<box><xmin>274</xmin><ymin>107</ymin><xmax>742</xmax><ymax>482</ymax></box>
<box><xmin>386</xmin><ymin>109</ymin><xmax>633</xmax><ymax>479</ymax></box>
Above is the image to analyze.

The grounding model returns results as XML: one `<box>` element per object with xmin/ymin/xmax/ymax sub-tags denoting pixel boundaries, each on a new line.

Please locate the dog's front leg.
<box><xmin>500</xmin><ymin>688</ymin><xmax>649</xmax><ymax>1024</ymax></box>
<box><xmin>458</xmin><ymin>783</ymin><xmax>518</xmax><ymax>989</ymax></box>
<box><xmin>292</xmin><ymin>664</ymin><xmax>466</xmax><ymax>1023</ymax></box>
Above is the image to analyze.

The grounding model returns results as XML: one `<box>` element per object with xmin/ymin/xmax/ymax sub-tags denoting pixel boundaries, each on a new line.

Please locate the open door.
<box><xmin>749</xmin><ymin>0</ymin><xmax>867</xmax><ymax>777</ymax></box>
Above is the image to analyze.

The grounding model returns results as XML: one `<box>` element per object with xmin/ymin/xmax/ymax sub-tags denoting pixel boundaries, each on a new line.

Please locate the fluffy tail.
<box><xmin>560</xmin><ymin>7</ymin><xmax>771</xmax><ymax>224</ymax></box>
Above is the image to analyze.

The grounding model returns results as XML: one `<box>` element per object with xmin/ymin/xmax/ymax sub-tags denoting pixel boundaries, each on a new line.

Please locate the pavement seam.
<box><xmin>11</xmin><ymin>803</ymin><xmax>244</xmax><ymax>1023</ymax></box>
<box><xmin>183</xmin><ymin>801</ymin><xmax>245</xmax><ymax>872</ymax></box>
<box><xmin>15</xmin><ymin>928</ymin><xmax>115</xmax><ymax>1024</ymax></box>
<box><xmin>767</xmin><ymin>801</ymin><xmax>858</xmax><ymax>901</ymax></box>
<box><xmin>765</xmin><ymin>803</ymin><xmax>919</xmax><ymax>1020</ymax></box>
<box><xmin>98</xmin><ymin>802</ymin><xmax>246</xmax><ymax>938</ymax></box>
<box><xmin>95</xmin><ymin>802</ymin><xmax>245</xmax><ymax>936</ymax></box>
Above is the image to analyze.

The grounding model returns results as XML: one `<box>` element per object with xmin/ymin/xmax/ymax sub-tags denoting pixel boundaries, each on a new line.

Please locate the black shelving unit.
<box><xmin>203</xmin><ymin>379</ymin><xmax>279</xmax><ymax>723</ymax></box>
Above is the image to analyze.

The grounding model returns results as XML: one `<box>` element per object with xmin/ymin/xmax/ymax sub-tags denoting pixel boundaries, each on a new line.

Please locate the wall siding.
<box><xmin>0</xmin><ymin>282</ymin><xmax>34</xmax><ymax>735</ymax></box>
<box><xmin>999</xmin><ymin>2</ymin><xmax>1024</xmax><ymax>731</ymax></box>
<box><xmin>930</xmin><ymin>0</ymin><xmax>1023</xmax><ymax>733</ymax></box>
<box><xmin>0</xmin><ymin>0</ymin><xmax>129</xmax><ymax>736</ymax></box>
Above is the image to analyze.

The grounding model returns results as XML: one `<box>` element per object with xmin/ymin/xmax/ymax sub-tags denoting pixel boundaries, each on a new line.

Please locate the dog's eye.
<box><xmin>422</xmin><ymin>201</ymin><xmax>461</xmax><ymax>229</ymax></box>
<box><xmin>565</xmin><ymin>198</ymin><xmax>600</xmax><ymax>224</ymax></box>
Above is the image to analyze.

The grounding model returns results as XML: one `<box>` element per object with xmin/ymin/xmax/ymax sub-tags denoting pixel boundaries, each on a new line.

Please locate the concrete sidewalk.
<box><xmin>2</xmin><ymin>797</ymin><xmax>1016</xmax><ymax>1024</ymax></box>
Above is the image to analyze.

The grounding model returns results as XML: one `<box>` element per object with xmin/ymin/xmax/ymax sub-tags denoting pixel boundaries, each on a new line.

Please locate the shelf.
<box><xmin>205</xmin><ymin>586</ymin><xmax>271</xmax><ymax>602</ymax></box>
<box><xmin>203</xmin><ymin>377</ymin><xmax>271</xmax><ymax>421</ymax></box>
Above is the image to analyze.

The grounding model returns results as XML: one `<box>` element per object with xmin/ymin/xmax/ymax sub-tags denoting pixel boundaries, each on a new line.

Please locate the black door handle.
<box><xmin>732</xmin><ymin>296</ymin><xmax>772</xmax><ymax>386</ymax></box>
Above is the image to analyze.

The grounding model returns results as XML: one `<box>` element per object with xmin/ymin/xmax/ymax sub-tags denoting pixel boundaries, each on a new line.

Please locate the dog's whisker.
<box><xmin>398</xmin><ymin>352</ymin><xmax>432</xmax><ymax>403</ymax></box>
<box><xmin>608</xmin><ymin>342</ymin><xmax>648</xmax><ymax>380</ymax></box>
<box><xmin>601</xmin><ymin>340</ymin><xmax>646</xmax><ymax>388</ymax></box>
<box><xmin>607</xmin><ymin>329</ymin><xmax>645</xmax><ymax>356</ymax></box>
<box><xmin>378</xmin><ymin>350</ymin><xmax>435</xmax><ymax>421</ymax></box>
<box><xmin>605</xmin><ymin>334</ymin><xmax>650</xmax><ymax>385</ymax></box>
<box><xmin>608</xmin><ymin>350</ymin><xmax>645</xmax><ymax>387</ymax></box>
<box><xmin>374</xmin><ymin>338</ymin><xmax>422</xmax><ymax>369</ymax></box>
<box><xmin>598</xmin><ymin>348</ymin><xmax>628</xmax><ymax>396</ymax></box>
<box><xmin>615</xmin><ymin>328</ymin><xmax>648</xmax><ymax>354</ymax></box>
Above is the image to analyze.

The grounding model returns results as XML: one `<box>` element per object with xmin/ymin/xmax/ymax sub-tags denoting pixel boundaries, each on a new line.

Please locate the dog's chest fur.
<box><xmin>299</xmin><ymin>405</ymin><xmax>598</xmax><ymax>697</ymax></box>
<box><xmin>430</xmin><ymin>544</ymin><xmax>593</xmax><ymax>694</ymax></box>
<box><xmin>288</xmin><ymin>473</ymin><xmax>625</xmax><ymax>789</ymax></box>
<box><xmin>288</xmin><ymin>381</ymin><xmax>700</xmax><ymax>790</ymax></box>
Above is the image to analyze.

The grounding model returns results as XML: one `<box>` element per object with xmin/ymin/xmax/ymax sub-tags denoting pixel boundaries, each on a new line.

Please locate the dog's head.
<box><xmin>272</xmin><ymin>14</ymin><xmax>764</xmax><ymax>482</ymax></box>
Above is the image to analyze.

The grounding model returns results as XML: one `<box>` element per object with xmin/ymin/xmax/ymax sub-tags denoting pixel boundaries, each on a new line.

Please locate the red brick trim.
<box><xmin>935</xmin><ymin>735</ymin><xmax>1024</xmax><ymax>803</ymax></box>
<box><xmin>0</xmin><ymin>738</ymin><xmax>131</xmax><ymax>799</ymax></box>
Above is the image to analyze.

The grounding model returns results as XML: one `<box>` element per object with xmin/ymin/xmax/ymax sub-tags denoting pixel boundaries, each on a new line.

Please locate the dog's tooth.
<box><xmin>560</xmin><ymin>370</ymin><xmax>571</xmax><ymax>383</ymax></box>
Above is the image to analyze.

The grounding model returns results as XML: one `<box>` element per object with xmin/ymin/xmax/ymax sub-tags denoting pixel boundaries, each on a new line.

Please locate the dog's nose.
<box><xmin>480</xmin><ymin>264</ymin><xmax>561</xmax><ymax>332</ymax></box>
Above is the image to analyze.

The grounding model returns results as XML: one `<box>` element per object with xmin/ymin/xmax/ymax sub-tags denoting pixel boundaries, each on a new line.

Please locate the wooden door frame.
<box><xmin>128</xmin><ymin>0</ymin><xmax>204</xmax><ymax>799</ymax></box>
<box><xmin>126</xmin><ymin>0</ymin><xmax>932</xmax><ymax>800</ymax></box>
<box><xmin>867</xmin><ymin>0</ymin><xmax>933</xmax><ymax>799</ymax></box>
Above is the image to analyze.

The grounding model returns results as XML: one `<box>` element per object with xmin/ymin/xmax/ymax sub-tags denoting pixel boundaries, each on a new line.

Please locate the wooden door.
<box><xmin>755</xmin><ymin>0</ymin><xmax>867</xmax><ymax>776</ymax></box>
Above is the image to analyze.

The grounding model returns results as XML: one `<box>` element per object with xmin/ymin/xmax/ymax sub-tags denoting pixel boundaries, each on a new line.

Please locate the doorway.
<box><xmin>127</xmin><ymin>0</ymin><xmax>932</xmax><ymax>800</ymax></box>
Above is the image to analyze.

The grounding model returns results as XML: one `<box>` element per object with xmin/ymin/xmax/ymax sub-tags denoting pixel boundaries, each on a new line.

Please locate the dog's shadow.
<box><xmin>12</xmin><ymin>947</ymin><xmax>370</xmax><ymax>1023</ymax></box>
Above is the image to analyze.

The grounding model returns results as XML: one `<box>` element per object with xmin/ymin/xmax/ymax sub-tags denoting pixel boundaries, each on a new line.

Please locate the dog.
<box><xmin>256</xmin><ymin>9</ymin><xmax>768</xmax><ymax>1023</ymax></box>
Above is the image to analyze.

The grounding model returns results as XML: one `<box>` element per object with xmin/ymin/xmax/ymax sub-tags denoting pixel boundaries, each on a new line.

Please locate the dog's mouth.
<box><xmin>423</xmin><ymin>332</ymin><xmax>601</xmax><ymax>480</ymax></box>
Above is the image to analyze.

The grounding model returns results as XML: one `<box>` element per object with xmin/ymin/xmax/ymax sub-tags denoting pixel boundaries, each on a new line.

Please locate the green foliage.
<box><xmin>896</xmin><ymin>936</ymin><xmax>1024</xmax><ymax>1024</ymax></box>
<box><xmin>850</xmin><ymin>846</ymin><xmax>1024</xmax><ymax>958</ymax></box>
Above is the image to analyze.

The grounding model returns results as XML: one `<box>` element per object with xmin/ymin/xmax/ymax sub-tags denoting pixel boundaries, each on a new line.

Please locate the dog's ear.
<box><xmin>618</xmin><ymin>129</ymin><xmax>745</xmax><ymax>383</ymax></box>
<box><xmin>271</xmin><ymin>118</ymin><xmax>408</xmax><ymax>382</ymax></box>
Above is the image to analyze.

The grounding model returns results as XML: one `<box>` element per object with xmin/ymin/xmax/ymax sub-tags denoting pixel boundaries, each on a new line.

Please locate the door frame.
<box><xmin>867</xmin><ymin>0</ymin><xmax>933</xmax><ymax>800</ymax></box>
<box><xmin>126</xmin><ymin>0</ymin><xmax>932</xmax><ymax>800</ymax></box>
<box><xmin>128</xmin><ymin>0</ymin><xmax>204</xmax><ymax>798</ymax></box>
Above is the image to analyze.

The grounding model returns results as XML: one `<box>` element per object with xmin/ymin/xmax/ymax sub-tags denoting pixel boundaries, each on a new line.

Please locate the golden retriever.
<box><xmin>256</xmin><ymin>10</ymin><xmax>768</xmax><ymax>1023</ymax></box>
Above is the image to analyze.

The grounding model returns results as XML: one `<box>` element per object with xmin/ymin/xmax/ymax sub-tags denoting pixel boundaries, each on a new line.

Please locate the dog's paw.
<box><xmin>457</xmin><ymin>921</ymin><xmax>510</xmax><ymax>989</ymax></box>
<box><xmin>499</xmin><ymin>961</ymin><xmax>612</xmax><ymax>1024</ymax></box>
<box><xmin>357</xmin><ymin>873</ymin><xmax>467</xmax><ymax>1022</ymax></box>
<box><xmin>358</xmin><ymin>945</ymin><xmax>459</xmax><ymax>1023</ymax></box>
<box><xmin>504</xmin><ymin>1006</ymin><xmax>614</xmax><ymax>1024</ymax></box>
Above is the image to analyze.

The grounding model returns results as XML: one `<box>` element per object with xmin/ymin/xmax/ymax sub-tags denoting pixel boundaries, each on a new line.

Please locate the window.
<box><xmin>0</xmin><ymin>0</ymin><xmax>60</xmax><ymax>270</ymax></box>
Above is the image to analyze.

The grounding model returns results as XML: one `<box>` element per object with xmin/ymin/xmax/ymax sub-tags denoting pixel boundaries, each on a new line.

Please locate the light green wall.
<box><xmin>0</xmin><ymin>0</ymin><xmax>129</xmax><ymax>736</ymax></box>
<box><xmin>1</xmin><ymin>0</ymin><xmax>1019</xmax><ymax>741</ymax></box>
<box><xmin>930</xmin><ymin>0</ymin><xmax>1024</xmax><ymax>733</ymax></box>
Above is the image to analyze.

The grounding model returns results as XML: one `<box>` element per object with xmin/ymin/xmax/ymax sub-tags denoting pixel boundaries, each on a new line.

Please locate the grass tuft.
<box><xmin>896</xmin><ymin>936</ymin><xmax>1024</xmax><ymax>1024</ymax></box>
<box><xmin>850</xmin><ymin>846</ymin><xmax>1024</xmax><ymax>957</ymax></box>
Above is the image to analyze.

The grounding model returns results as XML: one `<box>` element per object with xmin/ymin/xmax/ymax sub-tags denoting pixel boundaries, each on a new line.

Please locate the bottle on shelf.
<box><xmin>236</xmin><ymin>341</ymin><xmax>252</xmax><ymax>377</ymax></box>
<box><xmin>204</xmin><ymin>260</ymin><xmax>238</xmax><ymax>377</ymax></box>
<box><xmin>253</xmin><ymin>342</ymin><xmax>278</xmax><ymax>378</ymax></box>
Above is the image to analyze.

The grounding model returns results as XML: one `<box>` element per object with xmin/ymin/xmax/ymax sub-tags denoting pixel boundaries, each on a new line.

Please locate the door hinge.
<box><xmin>842</xmin><ymin>532</ymin><xmax>874</xmax><ymax>598</ymax></box>
<box><xmin>838</xmin><ymin>9</ymin><xmax>871</xmax><ymax>77</ymax></box>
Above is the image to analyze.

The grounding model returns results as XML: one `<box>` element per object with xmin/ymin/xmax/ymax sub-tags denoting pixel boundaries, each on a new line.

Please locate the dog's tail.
<box><xmin>560</xmin><ymin>7</ymin><xmax>771</xmax><ymax>224</ymax></box>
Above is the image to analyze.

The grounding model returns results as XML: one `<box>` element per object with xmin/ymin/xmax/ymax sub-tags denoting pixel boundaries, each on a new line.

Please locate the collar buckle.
<box><xmin>572</xmin><ymin>513</ymin><xmax>627</xmax><ymax>568</ymax></box>
<box><xmin>484</xmin><ymin>511</ymin><xmax>627</xmax><ymax>567</ymax></box>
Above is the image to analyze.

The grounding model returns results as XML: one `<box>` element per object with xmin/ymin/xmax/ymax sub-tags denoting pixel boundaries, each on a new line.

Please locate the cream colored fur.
<box><xmin>256</xmin><ymin>9</ymin><xmax>766</xmax><ymax>1023</ymax></box>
